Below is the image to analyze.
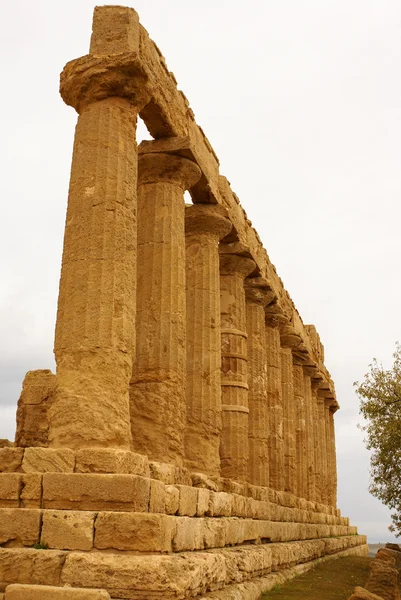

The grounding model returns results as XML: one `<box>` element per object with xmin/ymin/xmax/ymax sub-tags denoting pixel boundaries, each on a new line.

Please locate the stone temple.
<box><xmin>0</xmin><ymin>5</ymin><xmax>367</xmax><ymax>599</ymax></box>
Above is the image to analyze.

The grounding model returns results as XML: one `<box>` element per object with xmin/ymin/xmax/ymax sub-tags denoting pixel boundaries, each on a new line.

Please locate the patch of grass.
<box><xmin>262</xmin><ymin>556</ymin><xmax>372</xmax><ymax>600</ymax></box>
<box><xmin>32</xmin><ymin>542</ymin><xmax>49</xmax><ymax>550</ymax></box>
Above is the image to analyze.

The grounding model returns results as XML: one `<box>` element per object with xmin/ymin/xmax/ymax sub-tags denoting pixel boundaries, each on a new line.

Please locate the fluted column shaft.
<box><xmin>325</xmin><ymin>403</ymin><xmax>337</xmax><ymax>507</ymax></box>
<box><xmin>311</xmin><ymin>382</ymin><xmax>323</xmax><ymax>503</ymax></box>
<box><xmin>130</xmin><ymin>151</ymin><xmax>201</xmax><ymax>465</ymax></box>
<box><xmin>245</xmin><ymin>278</ymin><xmax>275</xmax><ymax>487</ymax></box>
<box><xmin>219</xmin><ymin>245</ymin><xmax>255</xmax><ymax>481</ymax></box>
<box><xmin>184</xmin><ymin>205</ymin><xmax>231</xmax><ymax>477</ymax></box>
<box><xmin>293</xmin><ymin>361</ymin><xmax>308</xmax><ymax>499</ymax></box>
<box><xmin>266</xmin><ymin>320</ymin><xmax>284</xmax><ymax>491</ymax></box>
<box><xmin>303</xmin><ymin>372</ymin><xmax>316</xmax><ymax>501</ymax></box>
<box><xmin>50</xmin><ymin>6</ymin><xmax>148</xmax><ymax>449</ymax></box>
<box><xmin>317</xmin><ymin>394</ymin><xmax>328</xmax><ymax>505</ymax></box>
<box><xmin>281</xmin><ymin>347</ymin><xmax>296</xmax><ymax>494</ymax></box>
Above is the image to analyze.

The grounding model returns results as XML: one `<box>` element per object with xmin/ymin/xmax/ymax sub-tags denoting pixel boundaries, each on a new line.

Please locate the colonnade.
<box><xmin>50</xmin><ymin>19</ymin><xmax>338</xmax><ymax>508</ymax></box>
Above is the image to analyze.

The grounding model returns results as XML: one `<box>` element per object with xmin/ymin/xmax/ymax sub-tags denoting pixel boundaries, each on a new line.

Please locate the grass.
<box><xmin>262</xmin><ymin>556</ymin><xmax>372</xmax><ymax>600</ymax></box>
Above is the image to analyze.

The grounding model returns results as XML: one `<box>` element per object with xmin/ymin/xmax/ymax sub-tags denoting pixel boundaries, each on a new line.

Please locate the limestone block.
<box><xmin>15</xmin><ymin>370</ymin><xmax>55</xmax><ymax>448</ymax></box>
<box><xmin>0</xmin><ymin>475</ymin><xmax>21</xmax><ymax>508</ymax></box>
<box><xmin>22</xmin><ymin>449</ymin><xmax>75</xmax><ymax>474</ymax></box>
<box><xmin>172</xmin><ymin>517</ymin><xmax>204</xmax><ymax>551</ymax></box>
<box><xmin>177</xmin><ymin>485</ymin><xmax>198</xmax><ymax>516</ymax></box>
<box><xmin>75</xmin><ymin>449</ymin><xmax>149</xmax><ymax>476</ymax></box>
<box><xmin>376</xmin><ymin>547</ymin><xmax>401</xmax><ymax>570</ymax></box>
<box><xmin>349</xmin><ymin>587</ymin><xmax>385</xmax><ymax>600</ymax></box>
<box><xmin>225</xmin><ymin>518</ymin><xmax>246</xmax><ymax>546</ymax></box>
<box><xmin>149</xmin><ymin>461</ymin><xmax>176</xmax><ymax>485</ymax></box>
<box><xmin>366</xmin><ymin>558</ymin><xmax>401</xmax><ymax>600</ymax></box>
<box><xmin>0</xmin><ymin>509</ymin><xmax>41</xmax><ymax>547</ymax></box>
<box><xmin>5</xmin><ymin>585</ymin><xmax>111</xmax><ymax>600</ymax></box>
<box><xmin>231</xmin><ymin>494</ymin><xmax>247</xmax><ymax>518</ymax></box>
<box><xmin>202</xmin><ymin>519</ymin><xmax>227</xmax><ymax>549</ymax></box>
<box><xmin>149</xmin><ymin>479</ymin><xmax>166</xmax><ymax>513</ymax></box>
<box><xmin>0</xmin><ymin>450</ymin><xmax>24</xmax><ymax>474</ymax></box>
<box><xmin>191</xmin><ymin>473</ymin><xmax>219</xmax><ymax>492</ymax></box>
<box><xmin>41</xmin><ymin>511</ymin><xmax>95</xmax><ymax>551</ymax></box>
<box><xmin>0</xmin><ymin>441</ymin><xmax>13</xmax><ymax>448</ymax></box>
<box><xmin>165</xmin><ymin>485</ymin><xmax>179</xmax><ymax>515</ymax></box>
<box><xmin>42</xmin><ymin>473</ymin><xmax>150</xmax><ymax>511</ymax></box>
<box><xmin>207</xmin><ymin>492</ymin><xmax>232</xmax><ymax>517</ymax></box>
<box><xmin>0</xmin><ymin>548</ymin><xmax>65</xmax><ymax>586</ymax></box>
<box><xmin>60</xmin><ymin>551</ymin><xmax>226</xmax><ymax>598</ymax></box>
<box><xmin>94</xmin><ymin>512</ymin><xmax>174</xmax><ymax>552</ymax></box>
<box><xmin>197</xmin><ymin>489</ymin><xmax>210</xmax><ymax>517</ymax></box>
<box><xmin>221</xmin><ymin>479</ymin><xmax>247</xmax><ymax>496</ymax></box>
<box><xmin>20</xmin><ymin>475</ymin><xmax>42</xmax><ymax>509</ymax></box>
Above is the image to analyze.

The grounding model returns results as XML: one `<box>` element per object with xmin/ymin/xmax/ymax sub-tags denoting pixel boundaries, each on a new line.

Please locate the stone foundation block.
<box><xmin>149</xmin><ymin>462</ymin><xmax>176</xmax><ymax>485</ymax></box>
<box><xmin>165</xmin><ymin>485</ymin><xmax>179</xmax><ymax>515</ymax></box>
<box><xmin>172</xmin><ymin>517</ymin><xmax>204</xmax><ymax>551</ymax></box>
<box><xmin>177</xmin><ymin>485</ymin><xmax>198</xmax><ymax>516</ymax></box>
<box><xmin>94</xmin><ymin>512</ymin><xmax>175</xmax><ymax>552</ymax></box>
<box><xmin>0</xmin><ymin>509</ymin><xmax>41</xmax><ymax>547</ymax></box>
<box><xmin>202</xmin><ymin>518</ymin><xmax>227</xmax><ymax>549</ymax></box>
<box><xmin>41</xmin><ymin>510</ymin><xmax>95</xmax><ymax>551</ymax></box>
<box><xmin>149</xmin><ymin>479</ymin><xmax>166</xmax><ymax>513</ymax></box>
<box><xmin>22</xmin><ymin>449</ymin><xmax>75</xmax><ymax>474</ymax></box>
<box><xmin>225</xmin><ymin>518</ymin><xmax>246</xmax><ymax>546</ymax></box>
<box><xmin>191</xmin><ymin>473</ymin><xmax>219</xmax><ymax>492</ymax></box>
<box><xmin>20</xmin><ymin>475</ymin><xmax>42</xmax><ymax>509</ymax></box>
<box><xmin>42</xmin><ymin>473</ymin><xmax>150</xmax><ymax>511</ymax></box>
<box><xmin>0</xmin><ymin>450</ymin><xmax>24</xmax><ymax>473</ymax></box>
<box><xmin>207</xmin><ymin>492</ymin><xmax>232</xmax><ymax>517</ymax></box>
<box><xmin>0</xmin><ymin>548</ymin><xmax>65</xmax><ymax>586</ymax></box>
<box><xmin>0</xmin><ymin>475</ymin><xmax>21</xmax><ymax>508</ymax></box>
<box><xmin>5</xmin><ymin>585</ymin><xmax>110</xmax><ymax>599</ymax></box>
<box><xmin>231</xmin><ymin>494</ymin><xmax>247</xmax><ymax>518</ymax></box>
<box><xmin>75</xmin><ymin>449</ymin><xmax>149</xmax><ymax>476</ymax></box>
<box><xmin>197</xmin><ymin>488</ymin><xmax>210</xmax><ymax>517</ymax></box>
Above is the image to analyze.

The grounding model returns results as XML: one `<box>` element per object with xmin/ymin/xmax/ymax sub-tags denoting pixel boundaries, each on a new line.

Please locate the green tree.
<box><xmin>354</xmin><ymin>343</ymin><xmax>401</xmax><ymax>537</ymax></box>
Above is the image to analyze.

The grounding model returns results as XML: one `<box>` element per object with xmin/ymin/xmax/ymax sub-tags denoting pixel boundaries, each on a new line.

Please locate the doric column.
<box><xmin>184</xmin><ymin>204</ymin><xmax>232</xmax><ymax>477</ymax></box>
<box><xmin>244</xmin><ymin>277</ymin><xmax>276</xmax><ymax>487</ymax></box>
<box><xmin>49</xmin><ymin>7</ymin><xmax>150</xmax><ymax>449</ymax></box>
<box><xmin>265</xmin><ymin>311</ymin><xmax>285</xmax><ymax>491</ymax></box>
<box><xmin>317</xmin><ymin>393</ymin><xmax>328</xmax><ymax>505</ymax></box>
<box><xmin>311</xmin><ymin>381</ymin><xmax>323</xmax><ymax>503</ymax></box>
<box><xmin>281</xmin><ymin>347</ymin><xmax>296</xmax><ymax>495</ymax></box>
<box><xmin>219</xmin><ymin>243</ymin><xmax>256</xmax><ymax>481</ymax></box>
<box><xmin>129</xmin><ymin>149</ymin><xmax>201</xmax><ymax>465</ymax></box>
<box><xmin>293</xmin><ymin>359</ymin><xmax>308</xmax><ymax>499</ymax></box>
<box><xmin>325</xmin><ymin>402</ymin><xmax>337</xmax><ymax>507</ymax></box>
<box><xmin>303</xmin><ymin>371</ymin><xmax>316</xmax><ymax>502</ymax></box>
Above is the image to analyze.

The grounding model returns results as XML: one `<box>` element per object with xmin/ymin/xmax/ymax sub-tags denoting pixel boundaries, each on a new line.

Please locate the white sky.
<box><xmin>1</xmin><ymin>0</ymin><xmax>400</xmax><ymax>543</ymax></box>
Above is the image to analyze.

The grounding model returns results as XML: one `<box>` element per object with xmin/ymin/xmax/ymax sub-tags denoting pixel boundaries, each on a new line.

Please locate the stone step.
<box><xmin>0</xmin><ymin>536</ymin><xmax>368</xmax><ymax>599</ymax></box>
<box><xmin>5</xmin><ymin>585</ymin><xmax>110</xmax><ymax>600</ymax></box>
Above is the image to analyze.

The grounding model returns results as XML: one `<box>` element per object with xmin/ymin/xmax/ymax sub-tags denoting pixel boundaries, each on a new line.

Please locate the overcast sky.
<box><xmin>1</xmin><ymin>0</ymin><xmax>400</xmax><ymax>543</ymax></box>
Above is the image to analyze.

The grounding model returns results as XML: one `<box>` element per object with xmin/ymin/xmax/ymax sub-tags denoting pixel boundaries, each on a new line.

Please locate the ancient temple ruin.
<box><xmin>0</xmin><ymin>6</ymin><xmax>367</xmax><ymax>599</ymax></box>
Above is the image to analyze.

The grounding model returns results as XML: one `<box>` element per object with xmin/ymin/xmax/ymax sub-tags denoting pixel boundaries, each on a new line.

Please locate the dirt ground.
<box><xmin>262</xmin><ymin>556</ymin><xmax>372</xmax><ymax>600</ymax></box>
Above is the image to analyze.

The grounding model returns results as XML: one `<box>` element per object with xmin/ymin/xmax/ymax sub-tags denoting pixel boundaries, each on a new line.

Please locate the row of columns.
<box><xmin>52</xmin><ymin>46</ymin><xmax>337</xmax><ymax>506</ymax></box>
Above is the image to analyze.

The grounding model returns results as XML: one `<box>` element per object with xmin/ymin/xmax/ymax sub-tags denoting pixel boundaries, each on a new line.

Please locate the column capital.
<box><xmin>138</xmin><ymin>152</ymin><xmax>201</xmax><ymax>189</ymax></box>
<box><xmin>244</xmin><ymin>277</ymin><xmax>276</xmax><ymax>307</ymax></box>
<box><xmin>219</xmin><ymin>243</ymin><xmax>256</xmax><ymax>278</ymax></box>
<box><xmin>185</xmin><ymin>204</ymin><xmax>232</xmax><ymax>240</ymax></box>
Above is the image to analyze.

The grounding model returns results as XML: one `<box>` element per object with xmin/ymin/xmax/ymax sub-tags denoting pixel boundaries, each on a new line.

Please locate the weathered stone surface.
<box><xmin>0</xmin><ymin>475</ymin><xmax>21</xmax><ymax>508</ymax></box>
<box><xmin>75</xmin><ymin>448</ymin><xmax>149</xmax><ymax>476</ymax></box>
<box><xmin>165</xmin><ymin>485</ymin><xmax>180</xmax><ymax>515</ymax></box>
<box><xmin>376</xmin><ymin>547</ymin><xmax>401</xmax><ymax>570</ymax></box>
<box><xmin>366</xmin><ymin>558</ymin><xmax>401</xmax><ymax>600</ymax></box>
<box><xmin>0</xmin><ymin>450</ymin><xmax>24</xmax><ymax>474</ymax></box>
<box><xmin>42</xmin><ymin>473</ymin><xmax>150</xmax><ymax>511</ymax></box>
<box><xmin>349</xmin><ymin>587</ymin><xmax>385</xmax><ymax>600</ymax></box>
<box><xmin>15</xmin><ymin>371</ymin><xmax>56</xmax><ymax>449</ymax></box>
<box><xmin>41</xmin><ymin>511</ymin><xmax>95</xmax><ymax>551</ymax></box>
<box><xmin>197</xmin><ymin>488</ymin><xmax>211</xmax><ymax>517</ymax></box>
<box><xmin>5</xmin><ymin>585</ymin><xmax>110</xmax><ymax>600</ymax></box>
<box><xmin>20</xmin><ymin>475</ymin><xmax>41</xmax><ymax>509</ymax></box>
<box><xmin>22</xmin><ymin>449</ymin><xmax>75</xmax><ymax>474</ymax></box>
<box><xmin>177</xmin><ymin>485</ymin><xmax>198</xmax><ymax>516</ymax></box>
<box><xmin>0</xmin><ymin>510</ymin><xmax>41</xmax><ymax>547</ymax></box>
<box><xmin>149</xmin><ymin>479</ymin><xmax>166</xmax><ymax>513</ymax></box>
<box><xmin>95</xmin><ymin>512</ymin><xmax>174</xmax><ymax>552</ymax></box>
<box><xmin>0</xmin><ymin>549</ymin><xmax>65</xmax><ymax>586</ymax></box>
